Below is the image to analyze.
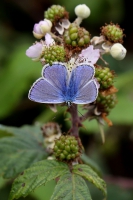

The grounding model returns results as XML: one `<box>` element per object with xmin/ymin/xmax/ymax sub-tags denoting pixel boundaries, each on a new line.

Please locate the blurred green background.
<box><xmin>0</xmin><ymin>0</ymin><xmax>133</xmax><ymax>199</ymax></box>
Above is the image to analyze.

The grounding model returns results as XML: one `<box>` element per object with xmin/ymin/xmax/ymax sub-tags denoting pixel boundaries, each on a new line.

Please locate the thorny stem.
<box><xmin>68</xmin><ymin>104</ymin><xmax>81</xmax><ymax>137</ymax></box>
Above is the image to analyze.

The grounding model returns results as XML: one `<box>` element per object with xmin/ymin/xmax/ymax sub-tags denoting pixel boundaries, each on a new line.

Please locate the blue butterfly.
<box><xmin>28</xmin><ymin>62</ymin><xmax>99</xmax><ymax>106</ymax></box>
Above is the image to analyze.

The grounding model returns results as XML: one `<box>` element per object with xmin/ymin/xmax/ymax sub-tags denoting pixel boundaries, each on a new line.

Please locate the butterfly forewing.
<box><xmin>42</xmin><ymin>63</ymin><xmax>68</xmax><ymax>94</ymax></box>
<box><xmin>70</xmin><ymin>64</ymin><xmax>95</xmax><ymax>90</ymax></box>
<box><xmin>66</xmin><ymin>64</ymin><xmax>98</xmax><ymax>104</ymax></box>
<box><xmin>28</xmin><ymin>63</ymin><xmax>68</xmax><ymax>104</ymax></box>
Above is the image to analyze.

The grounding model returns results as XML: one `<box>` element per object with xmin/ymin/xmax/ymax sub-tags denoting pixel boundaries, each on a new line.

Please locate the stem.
<box><xmin>74</xmin><ymin>17</ymin><xmax>83</xmax><ymax>26</ymax></box>
<box><xmin>68</xmin><ymin>104</ymin><xmax>80</xmax><ymax>137</ymax></box>
<box><xmin>79</xmin><ymin>105</ymin><xmax>96</xmax><ymax>122</ymax></box>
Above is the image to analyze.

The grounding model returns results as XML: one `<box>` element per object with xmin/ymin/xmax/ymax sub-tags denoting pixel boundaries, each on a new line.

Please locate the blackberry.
<box><xmin>53</xmin><ymin>135</ymin><xmax>82</xmax><ymax>161</ymax></box>
<box><xmin>64</xmin><ymin>23</ymin><xmax>90</xmax><ymax>47</ymax></box>
<box><xmin>100</xmin><ymin>23</ymin><xmax>124</xmax><ymax>43</ymax></box>
<box><xmin>44</xmin><ymin>45</ymin><xmax>66</xmax><ymax>65</ymax></box>
<box><xmin>96</xmin><ymin>92</ymin><xmax>117</xmax><ymax>114</ymax></box>
<box><xmin>95</xmin><ymin>66</ymin><xmax>115</xmax><ymax>89</ymax></box>
<box><xmin>44</xmin><ymin>5</ymin><xmax>68</xmax><ymax>23</ymax></box>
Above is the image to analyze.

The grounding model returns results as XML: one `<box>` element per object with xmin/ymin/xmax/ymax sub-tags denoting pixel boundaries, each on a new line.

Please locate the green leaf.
<box><xmin>51</xmin><ymin>172</ymin><xmax>92</xmax><ymax>200</ymax></box>
<box><xmin>73</xmin><ymin>164</ymin><xmax>107</xmax><ymax>197</ymax></box>
<box><xmin>81</xmin><ymin>154</ymin><xmax>102</xmax><ymax>176</ymax></box>
<box><xmin>9</xmin><ymin>160</ymin><xmax>69</xmax><ymax>200</ymax></box>
<box><xmin>0</xmin><ymin>124</ymin><xmax>47</xmax><ymax>178</ymax></box>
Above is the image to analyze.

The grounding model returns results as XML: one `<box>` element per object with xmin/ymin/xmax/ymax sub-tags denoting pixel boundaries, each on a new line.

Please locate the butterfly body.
<box><xmin>28</xmin><ymin>62</ymin><xmax>99</xmax><ymax>105</ymax></box>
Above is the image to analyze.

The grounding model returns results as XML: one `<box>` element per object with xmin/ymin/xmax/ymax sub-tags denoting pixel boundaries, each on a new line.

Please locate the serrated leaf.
<box><xmin>51</xmin><ymin>172</ymin><xmax>92</xmax><ymax>200</ymax></box>
<box><xmin>81</xmin><ymin>154</ymin><xmax>102</xmax><ymax>176</ymax></box>
<box><xmin>9</xmin><ymin>160</ymin><xmax>69</xmax><ymax>200</ymax></box>
<box><xmin>0</xmin><ymin>124</ymin><xmax>47</xmax><ymax>178</ymax></box>
<box><xmin>73</xmin><ymin>164</ymin><xmax>107</xmax><ymax>197</ymax></box>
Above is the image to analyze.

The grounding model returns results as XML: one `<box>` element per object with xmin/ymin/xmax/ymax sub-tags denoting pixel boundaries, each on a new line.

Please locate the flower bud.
<box><xmin>33</xmin><ymin>19</ymin><xmax>52</xmax><ymax>39</ymax></box>
<box><xmin>75</xmin><ymin>4</ymin><xmax>91</xmax><ymax>19</ymax></box>
<box><xmin>110</xmin><ymin>43</ymin><xmax>127</xmax><ymax>60</ymax></box>
<box><xmin>26</xmin><ymin>42</ymin><xmax>44</xmax><ymax>61</ymax></box>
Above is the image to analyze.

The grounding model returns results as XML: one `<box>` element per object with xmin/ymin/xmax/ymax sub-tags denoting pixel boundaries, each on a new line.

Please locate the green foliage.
<box><xmin>0</xmin><ymin>124</ymin><xmax>47</xmax><ymax>179</ymax></box>
<box><xmin>9</xmin><ymin>160</ymin><xmax>69</xmax><ymax>200</ymax></box>
<box><xmin>9</xmin><ymin>160</ymin><xmax>106</xmax><ymax>200</ymax></box>
<box><xmin>51</xmin><ymin>172</ymin><xmax>92</xmax><ymax>200</ymax></box>
<box><xmin>81</xmin><ymin>154</ymin><xmax>102</xmax><ymax>176</ymax></box>
<box><xmin>73</xmin><ymin>164</ymin><xmax>107</xmax><ymax>197</ymax></box>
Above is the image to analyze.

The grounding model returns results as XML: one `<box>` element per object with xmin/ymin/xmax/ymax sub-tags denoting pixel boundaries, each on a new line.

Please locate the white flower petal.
<box><xmin>79</xmin><ymin>45</ymin><xmax>100</xmax><ymax>64</ymax></box>
<box><xmin>55</xmin><ymin>24</ymin><xmax>64</xmax><ymax>35</ymax></box>
<box><xmin>61</xmin><ymin>19</ymin><xmax>70</xmax><ymax>29</ymax></box>
<box><xmin>45</xmin><ymin>33</ymin><xmax>55</xmax><ymax>46</ymax></box>
<box><xmin>26</xmin><ymin>42</ymin><xmax>43</xmax><ymax>61</ymax></box>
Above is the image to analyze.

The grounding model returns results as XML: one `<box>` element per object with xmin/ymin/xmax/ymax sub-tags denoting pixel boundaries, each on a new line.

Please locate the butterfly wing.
<box><xmin>67</xmin><ymin>64</ymin><xmax>98</xmax><ymax>104</ymax></box>
<box><xmin>28</xmin><ymin>62</ymin><xmax>67</xmax><ymax>104</ymax></box>
<box><xmin>42</xmin><ymin>62</ymin><xmax>68</xmax><ymax>93</ymax></box>
<box><xmin>73</xmin><ymin>80</ymin><xmax>98</xmax><ymax>104</ymax></box>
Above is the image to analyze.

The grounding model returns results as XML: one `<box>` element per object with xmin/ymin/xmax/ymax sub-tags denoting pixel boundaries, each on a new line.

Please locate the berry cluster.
<box><xmin>64</xmin><ymin>23</ymin><xmax>90</xmax><ymax>47</ymax></box>
<box><xmin>53</xmin><ymin>135</ymin><xmax>82</xmax><ymax>161</ymax></box>
<box><xmin>101</xmin><ymin>23</ymin><xmax>124</xmax><ymax>43</ymax></box>
<box><xmin>44</xmin><ymin>5</ymin><xmax>68</xmax><ymax>23</ymax></box>
<box><xmin>95</xmin><ymin>65</ymin><xmax>115</xmax><ymax>89</ymax></box>
<box><xmin>44</xmin><ymin>45</ymin><xmax>65</xmax><ymax>65</ymax></box>
<box><xmin>96</xmin><ymin>92</ymin><xmax>117</xmax><ymax>114</ymax></box>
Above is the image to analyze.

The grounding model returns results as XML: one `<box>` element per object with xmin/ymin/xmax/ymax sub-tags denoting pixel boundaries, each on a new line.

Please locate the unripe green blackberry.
<box><xmin>44</xmin><ymin>5</ymin><xmax>68</xmax><ymax>23</ymax></box>
<box><xmin>96</xmin><ymin>92</ymin><xmax>117</xmax><ymax>114</ymax></box>
<box><xmin>53</xmin><ymin>135</ymin><xmax>81</xmax><ymax>161</ymax></box>
<box><xmin>95</xmin><ymin>66</ymin><xmax>115</xmax><ymax>89</ymax></box>
<box><xmin>64</xmin><ymin>23</ymin><xmax>90</xmax><ymax>47</ymax></box>
<box><xmin>100</xmin><ymin>23</ymin><xmax>124</xmax><ymax>43</ymax></box>
<box><xmin>44</xmin><ymin>45</ymin><xmax>65</xmax><ymax>65</ymax></box>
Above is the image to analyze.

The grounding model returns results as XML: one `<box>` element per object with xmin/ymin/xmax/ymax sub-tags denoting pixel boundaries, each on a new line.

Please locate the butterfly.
<box><xmin>28</xmin><ymin>62</ymin><xmax>99</xmax><ymax>106</ymax></box>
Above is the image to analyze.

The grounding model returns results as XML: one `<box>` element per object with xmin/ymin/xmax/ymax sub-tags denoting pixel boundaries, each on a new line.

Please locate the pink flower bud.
<box><xmin>33</xmin><ymin>19</ymin><xmax>52</xmax><ymax>39</ymax></box>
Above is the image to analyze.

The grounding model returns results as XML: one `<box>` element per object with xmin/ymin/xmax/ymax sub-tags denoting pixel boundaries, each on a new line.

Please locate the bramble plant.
<box><xmin>0</xmin><ymin>4</ymin><xmax>127</xmax><ymax>200</ymax></box>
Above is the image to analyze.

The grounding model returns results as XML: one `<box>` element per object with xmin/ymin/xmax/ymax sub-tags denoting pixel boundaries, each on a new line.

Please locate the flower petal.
<box><xmin>26</xmin><ymin>42</ymin><xmax>43</xmax><ymax>60</ymax></box>
<box><xmin>45</xmin><ymin>33</ymin><xmax>55</xmax><ymax>46</ymax></box>
<box><xmin>79</xmin><ymin>45</ymin><xmax>100</xmax><ymax>64</ymax></box>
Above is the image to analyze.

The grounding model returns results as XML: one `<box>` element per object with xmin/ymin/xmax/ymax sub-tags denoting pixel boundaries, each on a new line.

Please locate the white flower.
<box><xmin>26</xmin><ymin>33</ymin><xmax>55</xmax><ymax>61</ymax></box>
<box><xmin>75</xmin><ymin>4</ymin><xmax>91</xmax><ymax>19</ymax></box>
<box><xmin>110</xmin><ymin>43</ymin><xmax>127</xmax><ymax>60</ymax></box>
<box><xmin>66</xmin><ymin>45</ymin><xmax>100</xmax><ymax>76</ymax></box>
<box><xmin>33</xmin><ymin>19</ymin><xmax>52</xmax><ymax>39</ymax></box>
<box><xmin>26</xmin><ymin>42</ymin><xmax>44</xmax><ymax>61</ymax></box>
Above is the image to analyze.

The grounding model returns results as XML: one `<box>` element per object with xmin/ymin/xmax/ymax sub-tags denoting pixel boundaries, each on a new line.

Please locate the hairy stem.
<box><xmin>68</xmin><ymin>104</ymin><xmax>80</xmax><ymax>137</ymax></box>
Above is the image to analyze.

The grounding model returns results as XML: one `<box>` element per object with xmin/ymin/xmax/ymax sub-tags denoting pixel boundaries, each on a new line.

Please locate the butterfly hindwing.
<box><xmin>73</xmin><ymin>80</ymin><xmax>98</xmax><ymax>104</ymax></box>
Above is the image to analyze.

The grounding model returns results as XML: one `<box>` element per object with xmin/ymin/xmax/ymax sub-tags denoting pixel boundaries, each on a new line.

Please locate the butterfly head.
<box><xmin>66</xmin><ymin>101</ymin><xmax>72</xmax><ymax>107</ymax></box>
